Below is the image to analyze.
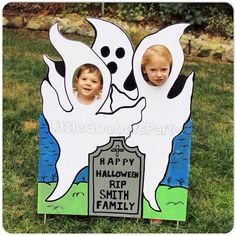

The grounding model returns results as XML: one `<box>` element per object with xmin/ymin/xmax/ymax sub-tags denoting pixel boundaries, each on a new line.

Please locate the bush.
<box><xmin>3</xmin><ymin>2</ymin><xmax>234</xmax><ymax>38</ymax></box>
<box><xmin>206</xmin><ymin>13</ymin><xmax>233</xmax><ymax>38</ymax></box>
<box><xmin>62</xmin><ymin>3</ymin><xmax>102</xmax><ymax>16</ymax></box>
<box><xmin>115</xmin><ymin>3</ymin><xmax>149</xmax><ymax>21</ymax></box>
<box><xmin>3</xmin><ymin>3</ymin><xmax>69</xmax><ymax>14</ymax></box>
<box><xmin>111</xmin><ymin>3</ymin><xmax>233</xmax><ymax>38</ymax></box>
<box><xmin>158</xmin><ymin>3</ymin><xmax>204</xmax><ymax>26</ymax></box>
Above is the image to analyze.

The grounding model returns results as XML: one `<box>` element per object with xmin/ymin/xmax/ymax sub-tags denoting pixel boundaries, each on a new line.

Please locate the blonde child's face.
<box><xmin>143</xmin><ymin>54</ymin><xmax>171</xmax><ymax>86</ymax></box>
<box><xmin>76</xmin><ymin>69</ymin><xmax>102</xmax><ymax>102</ymax></box>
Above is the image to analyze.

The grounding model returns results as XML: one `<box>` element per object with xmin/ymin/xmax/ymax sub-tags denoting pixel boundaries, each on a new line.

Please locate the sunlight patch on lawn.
<box><xmin>22</xmin><ymin>120</ymin><xmax>38</xmax><ymax>131</ymax></box>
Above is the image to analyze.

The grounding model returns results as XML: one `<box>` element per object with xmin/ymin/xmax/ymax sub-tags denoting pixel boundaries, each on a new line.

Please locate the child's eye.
<box><xmin>92</xmin><ymin>80</ymin><xmax>98</xmax><ymax>84</ymax></box>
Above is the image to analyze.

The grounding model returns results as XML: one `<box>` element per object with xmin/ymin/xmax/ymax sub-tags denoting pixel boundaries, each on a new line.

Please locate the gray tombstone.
<box><xmin>89</xmin><ymin>136</ymin><xmax>145</xmax><ymax>218</ymax></box>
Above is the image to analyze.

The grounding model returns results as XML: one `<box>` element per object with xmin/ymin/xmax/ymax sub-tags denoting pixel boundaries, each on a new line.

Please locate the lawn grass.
<box><xmin>2</xmin><ymin>28</ymin><xmax>233</xmax><ymax>233</ymax></box>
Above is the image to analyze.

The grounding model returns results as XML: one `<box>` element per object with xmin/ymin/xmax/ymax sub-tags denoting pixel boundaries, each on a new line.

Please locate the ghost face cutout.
<box><xmin>87</xmin><ymin>18</ymin><xmax>138</xmax><ymax>100</ymax></box>
<box><xmin>72</xmin><ymin>64</ymin><xmax>104</xmax><ymax>105</ymax></box>
<box><xmin>141</xmin><ymin>45</ymin><xmax>172</xmax><ymax>87</ymax></box>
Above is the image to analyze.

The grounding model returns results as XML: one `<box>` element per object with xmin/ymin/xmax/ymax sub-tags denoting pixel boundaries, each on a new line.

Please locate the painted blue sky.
<box><xmin>38</xmin><ymin>113</ymin><xmax>192</xmax><ymax>188</ymax></box>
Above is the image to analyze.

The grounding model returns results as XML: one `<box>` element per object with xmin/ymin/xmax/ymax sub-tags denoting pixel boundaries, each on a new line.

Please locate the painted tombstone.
<box><xmin>89</xmin><ymin>137</ymin><xmax>145</xmax><ymax>218</ymax></box>
<box><xmin>38</xmin><ymin>18</ymin><xmax>194</xmax><ymax>221</ymax></box>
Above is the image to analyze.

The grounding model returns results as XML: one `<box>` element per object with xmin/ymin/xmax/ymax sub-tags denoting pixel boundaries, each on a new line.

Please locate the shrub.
<box><xmin>62</xmin><ymin>3</ymin><xmax>102</xmax><ymax>16</ymax></box>
<box><xmin>3</xmin><ymin>2</ymin><xmax>234</xmax><ymax>38</ymax></box>
<box><xmin>206</xmin><ymin>13</ymin><xmax>233</xmax><ymax>38</ymax></box>
<box><xmin>116</xmin><ymin>3</ymin><xmax>149</xmax><ymax>21</ymax></box>
<box><xmin>158</xmin><ymin>3</ymin><xmax>204</xmax><ymax>26</ymax></box>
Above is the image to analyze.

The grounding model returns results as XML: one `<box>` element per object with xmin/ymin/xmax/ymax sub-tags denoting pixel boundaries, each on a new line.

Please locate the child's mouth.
<box><xmin>83</xmin><ymin>88</ymin><xmax>91</xmax><ymax>91</ymax></box>
<box><xmin>155</xmin><ymin>79</ymin><xmax>163</xmax><ymax>84</ymax></box>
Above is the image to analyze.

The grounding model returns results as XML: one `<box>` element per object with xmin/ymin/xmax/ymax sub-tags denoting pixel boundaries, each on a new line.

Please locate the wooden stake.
<box><xmin>43</xmin><ymin>214</ymin><xmax>47</xmax><ymax>225</ymax></box>
<box><xmin>101</xmin><ymin>3</ymin><xmax>105</xmax><ymax>16</ymax></box>
<box><xmin>176</xmin><ymin>221</ymin><xmax>179</xmax><ymax>229</ymax></box>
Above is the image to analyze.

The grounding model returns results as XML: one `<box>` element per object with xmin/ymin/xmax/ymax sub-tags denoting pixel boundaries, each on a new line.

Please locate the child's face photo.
<box><xmin>143</xmin><ymin>54</ymin><xmax>171</xmax><ymax>86</ymax></box>
<box><xmin>76</xmin><ymin>69</ymin><xmax>102</xmax><ymax>101</ymax></box>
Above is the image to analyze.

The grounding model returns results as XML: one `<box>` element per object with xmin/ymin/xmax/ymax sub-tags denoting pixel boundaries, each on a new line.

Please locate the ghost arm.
<box><xmin>43</xmin><ymin>55</ymin><xmax>73</xmax><ymax>112</ymax></box>
<box><xmin>167</xmin><ymin>71</ymin><xmax>195</xmax><ymax>126</ymax></box>
<box><xmin>41</xmin><ymin>80</ymin><xmax>65</xmax><ymax>122</ymax></box>
<box><xmin>172</xmin><ymin>71</ymin><xmax>194</xmax><ymax>105</ymax></box>
<box><xmin>98</xmin><ymin>97</ymin><xmax>146</xmax><ymax>138</ymax></box>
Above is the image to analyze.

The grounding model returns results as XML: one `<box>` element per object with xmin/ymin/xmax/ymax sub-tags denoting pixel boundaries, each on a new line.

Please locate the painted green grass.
<box><xmin>38</xmin><ymin>183</ymin><xmax>88</xmax><ymax>215</ymax></box>
<box><xmin>3</xmin><ymin>28</ymin><xmax>233</xmax><ymax>233</ymax></box>
<box><xmin>143</xmin><ymin>186</ymin><xmax>187</xmax><ymax>221</ymax></box>
<box><xmin>38</xmin><ymin>183</ymin><xmax>187</xmax><ymax>221</ymax></box>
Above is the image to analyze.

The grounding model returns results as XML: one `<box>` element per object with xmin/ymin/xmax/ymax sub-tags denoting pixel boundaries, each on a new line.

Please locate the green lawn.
<box><xmin>3</xmin><ymin>28</ymin><xmax>233</xmax><ymax>233</ymax></box>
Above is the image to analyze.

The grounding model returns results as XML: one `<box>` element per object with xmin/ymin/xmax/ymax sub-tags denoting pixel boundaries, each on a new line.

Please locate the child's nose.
<box><xmin>156</xmin><ymin>71</ymin><xmax>162</xmax><ymax>77</ymax></box>
<box><xmin>85</xmin><ymin>80</ymin><xmax>92</xmax><ymax>85</ymax></box>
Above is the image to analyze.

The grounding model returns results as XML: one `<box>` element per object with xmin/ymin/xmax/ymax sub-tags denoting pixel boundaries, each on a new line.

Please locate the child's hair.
<box><xmin>141</xmin><ymin>45</ymin><xmax>172</xmax><ymax>78</ymax></box>
<box><xmin>76</xmin><ymin>63</ymin><xmax>103</xmax><ymax>85</ymax></box>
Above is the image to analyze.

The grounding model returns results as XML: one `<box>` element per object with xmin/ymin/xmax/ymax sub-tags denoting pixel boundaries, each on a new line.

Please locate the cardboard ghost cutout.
<box><xmin>88</xmin><ymin>18</ymin><xmax>138</xmax><ymax>112</ymax></box>
<box><xmin>38</xmin><ymin>18</ymin><xmax>194</xmax><ymax>221</ymax></box>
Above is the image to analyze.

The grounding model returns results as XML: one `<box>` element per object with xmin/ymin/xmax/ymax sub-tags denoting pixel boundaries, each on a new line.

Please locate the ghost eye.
<box><xmin>101</xmin><ymin>46</ymin><xmax>110</xmax><ymax>57</ymax></box>
<box><xmin>116</xmin><ymin>47</ymin><xmax>125</xmax><ymax>59</ymax></box>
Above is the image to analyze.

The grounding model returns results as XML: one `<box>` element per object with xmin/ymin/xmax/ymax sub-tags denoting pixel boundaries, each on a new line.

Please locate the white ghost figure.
<box><xmin>126</xmin><ymin>24</ymin><xmax>194</xmax><ymax>211</ymax></box>
<box><xmin>87</xmin><ymin>18</ymin><xmax>138</xmax><ymax>112</ymax></box>
<box><xmin>41</xmin><ymin>24</ymin><xmax>146</xmax><ymax>201</ymax></box>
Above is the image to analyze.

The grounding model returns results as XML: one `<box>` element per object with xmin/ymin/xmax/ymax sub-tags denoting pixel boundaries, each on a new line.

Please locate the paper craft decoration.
<box><xmin>38</xmin><ymin>18</ymin><xmax>194</xmax><ymax>221</ymax></box>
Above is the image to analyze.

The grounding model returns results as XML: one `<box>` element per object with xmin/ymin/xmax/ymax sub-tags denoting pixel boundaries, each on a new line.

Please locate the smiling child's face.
<box><xmin>76</xmin><ymin>69</ymin><xmax>102</xmax><ymax>102</ymax></box>
<box><xmin>143</xmin><ymin>53</ymin><xmax>171</xmax><ymax>86</ymax></box>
